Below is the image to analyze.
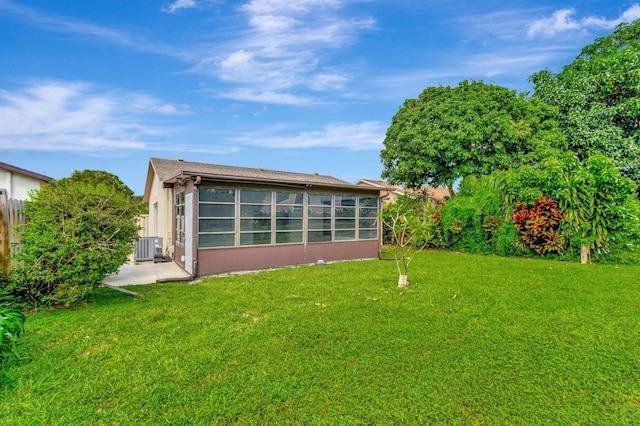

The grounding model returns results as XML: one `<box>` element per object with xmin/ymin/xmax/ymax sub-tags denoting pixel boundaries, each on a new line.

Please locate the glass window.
<box><xmin>240</xmin><ymin>219</ymin><xmax>271</xmax><ymax>232</ymax></box>
<box><xmin>175</xmin><ymin>192</ymin><xmax>185</xmax><ymax>245</ymax></box>
<box><xmin>359</xmin><ymin>197</ymin><xmax>378</xmax><ymax>207</ymax></box>
<box><xmin>199</xmin><ymin>233</ymin><xmax>234</xmax><ymax>248</ymax></box>
<box><xmin>359</xmin><ymin>219</ymin><xmax>377</xmax><ymax>229</ymax></box>
<box><xmin>240</xmin><ymin>232</ymin><xmax>271</xmax><ymax>246</ymax></box>
<box><xmin>200</xmin><ymin>188</ymin><xmax>235</xmax><ymax>203</ymax></box>
<box><xmin>276</xmin><ymin>232</ymin><xmax>303</xmax><ymax>244</ymax></box>
<box><xmin>308</xmin><ymin>206</ymin><xmax>331</xmax><ymax>218</ymax></box>
<box><xmin>276</xmin><ymin>206</ymin><xmax>303</xmax><ymax>218</ymax></box>
<box><xmin>308</xmin><ymin>194</ymin><xmax>332</xmax><ymax>206</ymax></box>
<box><xmin>240</xmin><ymin>190</ymin><xmax>272</xmax><ymax>204</ymax></box>
<box><xmin>359</xmin><ymin>229</ymin><xmax>378</xmax><ymax>240</ymax></box>
<box><xmin>240</xmin><ymin>204</ymin><xmax>271</xmax><ymax>218</ymax></box>
<box><xmin>336</xmin><ymin>230</ymin><xmax>356</xmax><ymax>241</ymax></box>
<box><xmin>308</xmin><ymin>219</ymin><xmax>332</xmax><ymax>230</ymax></box>
<box><xmin>308</xmin><ymin>230</ymin><xmax>332</xmax><ymax>243</ymax></box>
<box><xmin>199</xmin><ymin>203</ymin><xmax>234</xmax><ymax>218</ymax></box>
<box><xmin>199</xmin><ymin>219</ymin><xmax>234</xmax><ymax>233</ymax></box>
<box><xmin>276</xmin><ymin>218</ymin><xmax>303</xmax><ymax>231</ymax></box>
<box><xmin>335</xmin><ymin>195</ymin><xmax>356</xmax><ymax>207</ymax></box>
<box><xmin>277</xmin><ymin>192</ymin><xmax>303</xmax><ymax>205</ymax></box>
<box><xmin>335</xmin><ymin>219</ymin><xmax>356</xmax><ymax>229</ymax></box>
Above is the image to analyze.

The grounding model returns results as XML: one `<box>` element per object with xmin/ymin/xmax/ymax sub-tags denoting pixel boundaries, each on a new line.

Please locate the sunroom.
<box><xmin>144</xmin><ymin>157</ymin><xmax>382</xmax><ymax>277</ymax></box>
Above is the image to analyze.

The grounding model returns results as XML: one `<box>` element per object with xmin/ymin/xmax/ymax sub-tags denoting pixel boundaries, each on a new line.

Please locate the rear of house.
<box><xmin>143</xmin><ymin>158</ymin><xmax>382</xmax><ymax>277</ymax></box>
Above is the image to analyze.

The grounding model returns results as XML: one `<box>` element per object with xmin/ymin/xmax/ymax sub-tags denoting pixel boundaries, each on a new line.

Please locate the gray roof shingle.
<box><xmin>149</xmin><ymin>157</ymin><xmax>370</xmax><ymax>190</ymax></box>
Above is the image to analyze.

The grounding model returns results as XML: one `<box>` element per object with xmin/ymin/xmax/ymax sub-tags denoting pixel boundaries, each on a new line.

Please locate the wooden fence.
<box><xmin>0</xmin><ymin>190</ymin><xmax>25</xmax><ymax>271</ymax></box>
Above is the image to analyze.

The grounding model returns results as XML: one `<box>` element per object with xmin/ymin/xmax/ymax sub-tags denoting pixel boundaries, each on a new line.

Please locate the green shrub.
<box><xmin>12</xmin><ymin>170</ymin><xmax>142</xmax><ymax>307</ymax></box>
<box><xmin>0</xmin><ymin>307</ymin><xmax>25</xmax><ymax>368</ymax></box>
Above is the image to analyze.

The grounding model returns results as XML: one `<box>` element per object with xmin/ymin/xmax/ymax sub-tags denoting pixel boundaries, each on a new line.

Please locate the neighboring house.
<box><xmin>143</xmin><ymin>157</ymin><xmax>382</xmax><ymax>277</ymax></box>
<box><xmin>356</xmin><ymin>179</ymin><xmax>451</xmax><ymax>204</ymax></box>
<box><xmin>0</xmin><ymin>162</ymin><xmax>53</xmax><ymax>200</ymax></box>
<box><xmin>0</xmin><ymin>162</ymin><xmax>54</xmax><ymax>270</ymax></box>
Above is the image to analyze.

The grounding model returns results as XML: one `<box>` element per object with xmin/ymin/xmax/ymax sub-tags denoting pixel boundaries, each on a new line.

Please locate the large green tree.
<box><xmin>530</xmin><ymin>19</ymin><xmax>640</xmax><ymax>187</ymax></box>
<box><xmin>380</xmin><ymin>80</ymin><xmax>565</xmax><ymax>195</ymax></box>
<box><xmin>9</xmin><ymin>170</ymin><xmax>142</xmax><ymax>306</ymax></box>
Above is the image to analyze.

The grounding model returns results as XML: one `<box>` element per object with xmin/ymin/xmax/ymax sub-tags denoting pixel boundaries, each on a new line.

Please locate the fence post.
<box><xmin>0</xmin><ymin>189</ymin><xmax>8</xmax><ymax>271</ymax></box>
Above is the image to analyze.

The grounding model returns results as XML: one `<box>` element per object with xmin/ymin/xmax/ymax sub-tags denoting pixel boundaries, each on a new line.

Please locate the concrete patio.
<box><xmin>102</xmin><ymin>260</ymin><xmax>192</xmax><ymax>286</ymax></box>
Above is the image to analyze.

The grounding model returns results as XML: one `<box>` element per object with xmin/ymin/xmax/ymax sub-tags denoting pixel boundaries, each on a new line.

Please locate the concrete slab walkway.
<box><xmin>102</xmin><ymin>260</ymin><xmax>191</xmax><ymax>286</ymax></box>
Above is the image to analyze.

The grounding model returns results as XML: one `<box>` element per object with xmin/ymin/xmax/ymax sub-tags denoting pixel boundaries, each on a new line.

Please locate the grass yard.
<box><xmin>1</xmin><ymin>250</ymin><xmax>640</xmax><ymax>424</ymax></box>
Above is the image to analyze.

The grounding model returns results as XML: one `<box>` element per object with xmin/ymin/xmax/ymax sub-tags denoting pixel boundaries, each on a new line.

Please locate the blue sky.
<box><xmin>1</xmin><ymin>0</ymin><xmax>639</xmax><ymax>195</ymax></box>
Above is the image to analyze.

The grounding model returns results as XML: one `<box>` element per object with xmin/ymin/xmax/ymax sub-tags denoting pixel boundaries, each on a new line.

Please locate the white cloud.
<box><xmin>232</xmin><ymin>121</ymin><xmax>386</xmax><ymax>150</ymax></box>
<box><xmin>528</xmin><ymin>4</ymin><xmax>640</xmax><ymax>38</ymax></box>
<box><xmin>162</xmin><ymin>0</ymin><xmax>197</xmax><ymax>13</ymax></box>
<box><xmin>0</xmin><ymin>81</ymin><xmax>189</xmax><ymax>152</ymax></box>
<box><xmin>194</xmin><ymin>0</ymin><xmax>375</xmax><ymax>102</ymax></box>
<box><xmin>216</xmin><ymin>88</ymin><xmax>313</xmax><ymax>105</ymax></box>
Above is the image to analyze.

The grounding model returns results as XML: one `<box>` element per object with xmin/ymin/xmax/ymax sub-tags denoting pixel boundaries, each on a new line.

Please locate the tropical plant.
<box><xmin>507</xmin><ymin>154</ymin><xmax>639</xmax><ymax>262</ymax></box>
<box><xmin>0</xmin><ymin>307</ymin><xmax>25</xmax><ymax>368</ymax></box>
<box><xmin>513</xmin><ymin>197</ymin><xmax>565</xmax><ymax>255</ymax></box>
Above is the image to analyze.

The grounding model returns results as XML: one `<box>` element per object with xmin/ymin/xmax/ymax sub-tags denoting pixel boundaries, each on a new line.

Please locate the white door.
<box><xmin>184</xmin><ymin>193</ymin><xmax>193</xmax><ymax>274</ymax></box>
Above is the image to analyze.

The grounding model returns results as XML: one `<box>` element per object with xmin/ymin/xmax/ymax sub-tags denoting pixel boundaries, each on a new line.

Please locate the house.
<box><xmin>0</xmin><ymin>162</ymin><xmax>54</xmax><ymax>270</ymax></box>
<box><xmin>0</xmin><ymin>162</ymin><xmax>54</xmax><ymax>200</ymax></box>
<box><xmin>142</xmin><ymin>157</ymin><xmax>382</xmax><ymax>277</ymax></box>
<box><xmin>356</xmin><ymin>179</ymin><xmax>451</xmax><ymax>204</ymax></box>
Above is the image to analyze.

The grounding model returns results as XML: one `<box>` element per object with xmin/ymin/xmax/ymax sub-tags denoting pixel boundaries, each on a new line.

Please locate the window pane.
<box><xmin>335</xmin><ymin>219</ymin><xmax>355</xmax><ymax>230</ymax></box>
<box><xmin>276</xmin><ymin>206</ymin><xmax>303</xmax><ymax>218</ymax></box>
<box><xmin>335</xmin><ymin>207</ymin><xmax>355</xmax><ymax>218</ymax></box>
<box><xmin>199</xmin><ymin>233</ymin><xmax>235</xmax><ymax>247</ymax></box>
<box><xmin>240</xmin><ymin>219</ymin><xmax>271</xmax><ymax>231</ymax></box>
<box><xmin>308</xmin><ymin>194</ymin><xmax>332</xmax><ymax>206</ymax></box>
<box><xmin>200</xmin><ymin>188</ymin><xmax>235</xmax><ymax>203</ymax></box>
<box><xmin>276</xmin><ymin>192</ymin><xmax>303</xmax><ymax>205</ymax></box>
<box><xmin>359</xmin><ymin>219</ymin><xmax>377</xmax><ymax>229</ymax></box>
<box><xmin>276</xmin><ymin>218</ymin><xmax>303</xmax><ymax>230</ymax></box>
<box><xmin>308</xmin><ymin>219</ymin><xmax>332</xmax><ymax>230</ymax></box>
<box><xmin>276</xmin><ymin>231</ymin><xmax>303</xmax><ymax>244</ymax></box>
<box><xmin>359</xmin><ymin>208</ymin><xmax>378</xmax><ymax>218</ymax></box>
<box><xmin>240</xmin><ymin>204</ymin><xmax>271</xmax><ymax>217</ymax></box>
<box><xmin>336</xmin><ymin>230</ymin><xmax>356</xmax><ymax>240</ymax></box>
<box><xmin>199</xmin><ymin>219</ymin><xmax>234</xmax><ymax>232</ymax></box>
<box><xmin>199</xmin><ymin>203</ymin><xmax>235</xmax><ymax>218</ymax></box>
<box><xmin>359</xmin><ymin>197</ymin><xmax>378</xmax><ymax>208</ymax></box>
<box><xmin>240</xmin><ymin>232</ymin><xmax>271</xmax><ymax>246</ymax></box>
<box><xmin>240</xmin><ymin>190</ymin><xmax>272</xmax><ymax>204</ymax></box>
<box><xmin>308</xmin><ymin>206</ymin><xmax>331</xmax><ymax>218</ymax></box>
<box><xmin>335</xmin><ymin>196</ymin><xmax>356</xmax><ymax>207</ymax></box>
<box><xmin>308</xmin><ymin>230</ymin><xmax>332</xmax><ymax>243</ymax></box>
<box><xmin>359</xmin><ymin>229</ymin><xmax>378</xmax><ymax>239</ymax></box>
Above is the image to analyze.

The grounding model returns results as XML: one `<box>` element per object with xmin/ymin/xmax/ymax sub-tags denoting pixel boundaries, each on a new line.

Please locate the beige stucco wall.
<box><xmin>145</xmin><ymin>173</ymin><xmax>174</xmax><ymax>254</ymax></box>
<box><xmin>0</xmin><ymin>169</ymin><xmax>46</xmax><ymax>200</ymax></box>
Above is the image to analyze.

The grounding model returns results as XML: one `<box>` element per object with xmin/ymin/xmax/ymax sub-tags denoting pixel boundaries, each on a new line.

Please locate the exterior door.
<box><xmin>184</xmin><ymin>193</ymin><xmax>193</xmax><ymax>274</ymax></box>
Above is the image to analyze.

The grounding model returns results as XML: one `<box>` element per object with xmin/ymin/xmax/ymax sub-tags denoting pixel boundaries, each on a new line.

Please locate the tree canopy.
<box><xmin>530</xmin><ymin>19</ymin><xmax>640</xmax><ymax>186</ymax></box>
<box><xmin>380</xmin><ymin>80</ymin><xmax>565</xmax><ymax>194</ymax></box>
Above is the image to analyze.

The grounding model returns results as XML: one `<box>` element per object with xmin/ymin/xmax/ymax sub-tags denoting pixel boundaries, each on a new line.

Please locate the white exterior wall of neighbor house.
<box><xmin>0</xmin><ymin>169</ymin><xmax>46</xmax><ymax>200</ymax></box>
<box><xmin>145</xmin><ymin>171</ymin><xmax>174</xmax><ymax>255</ymax></box>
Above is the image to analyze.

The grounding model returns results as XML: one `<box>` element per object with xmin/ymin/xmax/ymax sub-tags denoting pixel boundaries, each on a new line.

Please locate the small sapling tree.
<box><xmin>379</xmin><ymin>196</ymin><xmax>436</xmax><ymax>287</ymax></box>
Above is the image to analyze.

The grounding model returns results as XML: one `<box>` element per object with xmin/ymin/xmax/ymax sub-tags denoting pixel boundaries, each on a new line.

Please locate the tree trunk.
<box><xmin>398</xmin><ymin>274</ymin><xmax>408</xmax><ymax>288</ymax></box>
<box><xmin>580</xmin><ymin>245</ymin><xmax>590</xmax><ymax>264</ymax></box>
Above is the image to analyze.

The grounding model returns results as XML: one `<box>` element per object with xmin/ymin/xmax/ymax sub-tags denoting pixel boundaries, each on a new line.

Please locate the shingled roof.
<box><xmin>145</xmin><ymin>158</ymin><xmax>374</xmax><ymax>198</ymax></box>
<box><xmin>0</xmin><ymin>162</ymin><xmax>54</xmax><ymax>183</ymax></box>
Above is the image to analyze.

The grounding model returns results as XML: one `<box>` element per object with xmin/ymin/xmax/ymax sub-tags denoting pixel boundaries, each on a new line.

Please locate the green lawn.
<box><xmin>2</xmin><ymin>250</ymin><xmax>640</xmax><ymax>424</ymax></box>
